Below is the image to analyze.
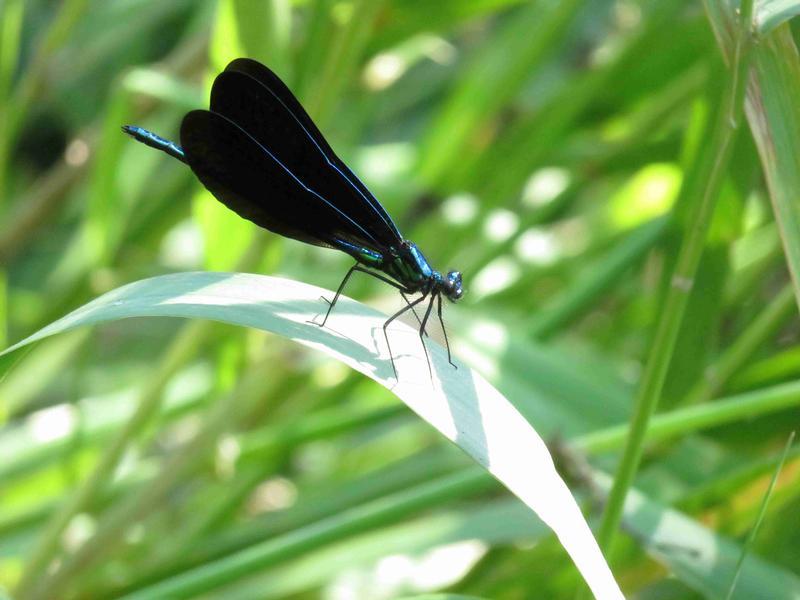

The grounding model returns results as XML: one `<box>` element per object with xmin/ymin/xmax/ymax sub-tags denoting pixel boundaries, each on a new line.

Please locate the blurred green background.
<box><xmin>2</xmin><ymin>0</ymin><xmax>800</xmax><ymax>598</ymax></box>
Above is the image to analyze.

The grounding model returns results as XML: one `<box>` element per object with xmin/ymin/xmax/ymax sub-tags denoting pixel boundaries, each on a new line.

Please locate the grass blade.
<box><xmin>595</xmin><ymin>0</ymin><xmax>756</xmax><ymax>554</ymax></box>
<box><xmin>1</xmin><ymin>272</ymin><xmax>623</xmax><ymax>599</ymax></box>
<box><xmin>725</xmin><ymin>431</ymin><xmax>796</xmax><ymax>599</ymax></box>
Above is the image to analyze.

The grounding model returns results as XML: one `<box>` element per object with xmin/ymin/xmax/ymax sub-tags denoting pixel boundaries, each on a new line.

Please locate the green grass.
<box><xmin>1</xmin><ymin>0</ymin><xmax>800</xmax><ymax>598</ymax></box>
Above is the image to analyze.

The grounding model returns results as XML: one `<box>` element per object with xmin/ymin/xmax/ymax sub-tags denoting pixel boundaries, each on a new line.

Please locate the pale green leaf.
<box><xmin>757</xmin><ymin>0</ymin><xmax>800</xmax><ymax>33</ymax></box>
<box><xmin>1</xmin><ymin>272</ymin><xmax>623</xmax><ymax>600</ymax></box>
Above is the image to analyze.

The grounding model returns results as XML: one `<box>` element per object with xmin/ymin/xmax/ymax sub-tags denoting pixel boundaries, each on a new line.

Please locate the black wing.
<box><xmin>180</xmin><ymin>109</ymin><xmax>387</xmax><ymax>254</ymax></box>
<box><xmin>212</xmin><ymin>58</ymin><xmax>403</xmax><ymax>247</ymax></box>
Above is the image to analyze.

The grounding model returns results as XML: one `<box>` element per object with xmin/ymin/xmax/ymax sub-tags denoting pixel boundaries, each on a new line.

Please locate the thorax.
<box><xmin>383</xmin><ymin>241</ymin><xmax>441</xmax><ymax>292</ymax></box>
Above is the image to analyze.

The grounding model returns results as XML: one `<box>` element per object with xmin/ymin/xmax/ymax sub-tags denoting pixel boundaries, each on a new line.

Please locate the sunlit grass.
<box><xmin>1</xmin><ymin>0</ymin><xmax>800</xmax><ymax>598</ymax></box>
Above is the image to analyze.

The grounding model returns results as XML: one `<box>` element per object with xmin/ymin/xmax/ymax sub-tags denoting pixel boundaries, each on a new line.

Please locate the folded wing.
<box><xmin>212</xmin><ymin>59</ymin><xmax>403</xmax><ymax>248</ymax></box>
<box><xmin>180</xmin><ymin>109</ymin><xmax>386</xmax><ymax>254</ymax></box>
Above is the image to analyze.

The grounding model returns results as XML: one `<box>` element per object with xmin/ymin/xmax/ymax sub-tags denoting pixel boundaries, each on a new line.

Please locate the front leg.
<box><xmin>418</xmin><ymin>294</ymin><xmax>436</xmax><ymax>380</ymax></box>
<box><xmin>313</xmin><ymin>263</ymin><xmax>359</xmax><ymax>327</ymax></box>
<box><xmin>314</xmin><ymin>263</ymin><xmax>427</xmax><ymax>333</ymax></box>
<box><xmin>436</xmin><ymin>293</ymin><xmax>457</xmax><ymax>369</ymax></box>
<box><xmin>383</xmin><ymin>293</ymin><xmax>428</xmax><ymax>379</ymax></box>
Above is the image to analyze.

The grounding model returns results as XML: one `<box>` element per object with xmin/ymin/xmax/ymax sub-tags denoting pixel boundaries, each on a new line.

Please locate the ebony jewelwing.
<box><xmin>123</xmin><ymin>58</ymin><xmax>463</xmax><ymax>377</ymax></box>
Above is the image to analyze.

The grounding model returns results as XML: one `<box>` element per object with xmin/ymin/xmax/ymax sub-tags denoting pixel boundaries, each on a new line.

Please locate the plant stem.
<box><xmin>594</xmin><ymin>0</ymin><xmax>755</xmax><ymax>554</ymax></box>
<box><xmin>576</xmin><ymin>379</ymin><xmax>800</xmax><ymax>455</ymax></box>
<box><xmin>118</xmin><ymin>469</ymin><xmax>494</xmax><ymax>599</ymax></box>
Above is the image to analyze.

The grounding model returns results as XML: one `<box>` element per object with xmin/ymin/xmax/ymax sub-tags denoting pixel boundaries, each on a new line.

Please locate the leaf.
<box><xmin>0</xmin><ymin>272</ymin><xmax>623</xmax><ymax>600</ymax></box>
<box><xmin>756</xmin><ymin>0</ymin><xmax>800</xmax><ymax>34</ymax></box>
<box><xmin>152</xmin><ymin>494</ymin><xmax>542</xmax><ymax>599</ymax></box>
<box><xmin>745</xmin><ymin>25</ymin><xmax>800</xmax><ymax>311</ymax></box>
<box><xmin>705</xmin><ymin>3</ymin><xmax>800</xmax><ymax>310</ymax></box>
<box><xmin>416</xmin><ymin>0</ymin><xmax>583</xmax><ymax>188</ymax></box>
<box><xmin>396</xmin><ymin>595</ymin><xmax>488</xmax><ymax>600</ymax></box>
<box><xmin>603</xmin><ymin>475</ymin><xmax>800</xmax><ymax>599</ymax></box>
<box><xmin>210</xmin><ymin>0</ymin><xmax>291</xmax><ymax>76</ymax></box>
<box><xmin>374</xmin><ymin>0</ymin><xmax>529</xmax><ymax>50</ymax></box>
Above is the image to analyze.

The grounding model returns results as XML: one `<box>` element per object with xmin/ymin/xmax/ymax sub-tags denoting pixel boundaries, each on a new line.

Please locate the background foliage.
<box><xmin>1</xmin><ymin>0</ymin><xmax>800</xmax><ymax>598</ymax></box>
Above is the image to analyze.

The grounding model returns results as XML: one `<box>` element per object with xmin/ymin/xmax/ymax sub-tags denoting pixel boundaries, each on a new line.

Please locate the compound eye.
<box><xmin>448</xmin><ymin>271</ymin><xmax>462</xmax><ymax>286</ymax></box>
<box><xmin>446</xmin><ymin>271</ymin><xmax>464</xmax><ymax>300</ymax></box>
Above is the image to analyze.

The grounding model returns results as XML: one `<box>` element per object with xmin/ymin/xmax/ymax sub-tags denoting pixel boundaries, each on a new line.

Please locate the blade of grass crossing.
<box><xmin>725</xmin><ymin>431</ymin><xmax>796</xmax><ymax>599</ymax></box>
<box><xmin>576</xmin><ymin>379</ymin><xmax>800</xmax><ymax>455</ymax></box>
<box><xmin>56</xmin><ymin>355</ymin><xmax>280</xmax><ymax>599</ymax></box>
<box><xmin>0</xmin><ymin>0</ymin><xmax>24</xmax><ymax>352</ymax></box>
<box><xmin>705</xmin><ymin>1</ymin><xmax>800</xmax><ymax>310</ymax></box>
<box><xmin>13</xmin><ymin>320</ymin><xmax>210</xmax><ymax>600</ymax></box>
<box><xmin>117</xmin><ymin>469</ymin><xmax>496</xmax><ymax>599</ymax></box>
<box><xmin>527</xmin><ymin>217</ymin><xmax>669</xmax><ymax>340</ymax></box>
<box><xmin>303</xmin><ymin>0</ymin><xmax>388</xmax><ymax>126</ymax></box>
<box><xmin>417</xmin><ymin>0</ymin><xmax>583</xmax><ymax>189</ymax></box>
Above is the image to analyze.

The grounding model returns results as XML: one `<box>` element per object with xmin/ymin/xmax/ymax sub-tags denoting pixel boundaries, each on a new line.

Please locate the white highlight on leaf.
<box><xmin>516</xmin><ymin>228</ymin><xmax>560</xmax><ymax>265</ymax></box>
<box><xmin>161</xmin><ymin>219</ymin><xmax>203</xmax><ymax>269</ymax></box>
<box><xmin>356</xmin><ymin>143</ymin><xmax>414</xmax><ymax>185</ymax></box>
<box><xmin>364</xmin><ymin>53</ymin><xmax>405</xmax><ymax>90</ymax></box>
<box><xmin>472</xmin><ymin>257</ymin><xmax>520</xmax><ymax>297</ymax></box>
<box><xmin>468</xmin><ymin>321</ymin><xmax>508</xmax><ymax>353</ymax></box>
<box><xmin>65</xmin><ymin>139</ymin><xmax>90</xmax><ymax>166</ymax></box>
<box><xmin>522</xmin><ymin>167</ymin><xmax>570</xmax><ymax>208</ymax></box>
<box><xmin>63</xmin><ymin>514</ymin><xmax>95</xmax><ymax>552</ymax></box>
<box><xmin>330</xmin><ymin>541</ymin><xmax>486</xmax><ymax>599</ymax></box>
<box><xmin>442</xmin><ymin>193</ymin><xmax>479</xmax><ymax>225</ymax></box>
<box><xmin>484</xmin><ymin>208</ymin><xmax>519</xmax><ymax>242</ymax></box>
<box><xmin>247</xmin><ymin>477</ymin><xmax>298</xmax><ymax>515</ymax></box>
<box><xmin>216</xmin><ymin>435</ymin><xmax>241</xmax><ymax>478</ymax></box>
<box><xmin>27</xmin><ymin>404</ymin><xmax>76</xmax><ymax>443</ymax></box>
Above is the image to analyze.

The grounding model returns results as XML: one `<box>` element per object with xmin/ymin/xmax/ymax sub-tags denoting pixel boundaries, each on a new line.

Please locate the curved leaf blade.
<box><xmin>1</xmin><ymin>271</ymin><xmax>622</xmax><ymax>599</ymax></box>
<box><xmin>756</xmin><ymin>0</ymin><xmax>800</xmax><ymax>34</ymax></box>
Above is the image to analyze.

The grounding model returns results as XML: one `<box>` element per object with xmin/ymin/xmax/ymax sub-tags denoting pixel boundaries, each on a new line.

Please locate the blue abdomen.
<box><xmin>333</xmin><ymin>238</ymin><xmax>384</xmax><ymax>267</ymax></box>
<box><xmin>122</xmin><ymin>125</ymin><xmax>186</xmax><ymax>163</ymax></box>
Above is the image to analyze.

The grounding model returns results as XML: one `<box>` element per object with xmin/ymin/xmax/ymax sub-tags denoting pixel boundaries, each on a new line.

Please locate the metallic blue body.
<box><xmin>122</xmin><ymin>125</ymin><xmax>186</xmax><ymax>163</ymax></box>
<box><xmin>333</xmin><ymin>237</ymin><xmax>384</xmax><ymax>266</ymax></box>
<box><xmin>122</xmin><ymin>56</ymin><xmax>464</xmax><ymax>377</ymax></box>
<box><xmin>123</xmin><ymin>125</ymin><xmax>463</xmax><ymax>303</ymax></box>
<box><xmin>331</xmin><ymin>235</ymin><xmax>462</xmax><ymax>301</ymax></box>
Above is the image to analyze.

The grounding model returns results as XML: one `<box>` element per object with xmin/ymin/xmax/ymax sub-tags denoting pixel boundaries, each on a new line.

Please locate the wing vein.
<box><xmin>220</xmin><ymin>61</ymin><xmax>402</xmax><ymax>241</ymax></box>
<box><xmin>261</xmin><ymin>85</ymin><xmax>401</xmax><ymax>237</ymax></box>
<box><xmin>215</xmin><ymin>111</ymin><xmax>384</xmax><ymax>249</ymax></box>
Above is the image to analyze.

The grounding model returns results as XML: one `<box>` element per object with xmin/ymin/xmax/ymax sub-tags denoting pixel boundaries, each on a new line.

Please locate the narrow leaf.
<box><xmin>1</xmin><ymin>272</ymin><xmax>623</xmax><ymax>599</ymax></box>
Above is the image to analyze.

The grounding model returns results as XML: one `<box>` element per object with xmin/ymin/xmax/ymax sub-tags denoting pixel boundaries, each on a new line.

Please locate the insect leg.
<box><xmin>338</xmin><ymin>268</ymin><xmax>427</xmax><ymax>331</ymax></box>
<box><xmin>437</xmin><ymin>293</ymin><xmax>457</xmax><ymax>369</ymax></box>
<box><xmin>316</xmin><ymin>263</ymin><xmax>360</xmax><ymax>327</ymax></box>
<box><xmin>418</xmin><ymin>294</ymin><xmax>436</xmax><ymax>380</ymax></box>
<box><xmin>316</xmin><ymin>264</ymin><xmax>426</xmax><ymax>332</ymax></box>
<box><xmin>400</xmin><ymin>292</ymin><xmax>428</xmax><ymax>335</ymax></box>
<box><xmin>383</xmin><ymin>292</ymin><xmax>428</xmax><ymax>379</ymax></box>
